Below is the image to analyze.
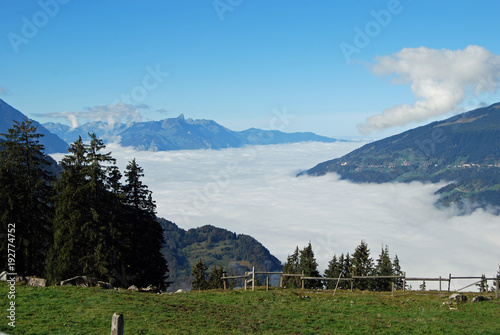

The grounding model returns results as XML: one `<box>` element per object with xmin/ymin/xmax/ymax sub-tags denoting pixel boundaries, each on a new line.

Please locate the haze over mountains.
<box><xmin>301</xmin><ymin>103</ymin><xmax>500</xmax><ymax>213</ymax></box>
<box><xmin>43</xmin><ymin>114</ymin><xmax>343</xmax><ymax>151</ymax></box>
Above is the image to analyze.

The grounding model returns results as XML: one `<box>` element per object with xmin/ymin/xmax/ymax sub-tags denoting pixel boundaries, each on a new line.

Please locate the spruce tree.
<box><xmin>392</xmin><ymin>255</ymin><xmax>404</xmax><ymax>290</ymax></box>
<box><xmin>46</xmin><ymin>136</ymin><xmax>90</xmax><ymax>282</ymax></box>
<box><xmin>324</xmin><ymin>254</ymin><xmax>340</xmax><ymax>290</ymax></box>
<box><xmin>374</xmin><ymin>245</ymin><xmax>393</xmax><ymax>291</ymax></box>
<box><xmin>339</xmin><ymin>253</ymin><xmax>352</xmax><ymax>289</ymax></box>
<box><xmin>0</xmin><ymin>119</ymin><xmax>54</xmax><ymax>277</ymax></box>
<box><xmin>299</xmin><ymin>242</ymin><xmax>321</xmax><ymax>289</ymax></box>
<box><xmin>282</xmin><ymin>246</ymin><xmax>300</xmax><ymax>288</ymax></box>
<box><xmin>191</xmin><ymin>258</ymin><xmax>208</xmax><ymax>290</ymax></box>
<box><xmin>121</xmin><ymin>158</ymin><xmax>168</xmax><ymax>288</ymax></box>
<box><xmin>207</xmin><ymin>264</ymin><xmax>224</xmax><ymax>289</ymax></box>
<box><xmin>47</xmin><ymin>134</ymin><xmax>124</xmax><ymax>283</ymax></box>
<box><xmin>352</xmin><ymin>240</ymin><xmax>374</xmax><ymax>290</ymax></box>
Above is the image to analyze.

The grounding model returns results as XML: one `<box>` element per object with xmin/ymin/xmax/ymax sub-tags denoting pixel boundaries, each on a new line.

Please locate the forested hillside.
<box><xmin>302</xmin><ymin>103</ymin><xmax>500</xmax><ymax>213</ymax></box>
<box><xmin>160</xmin><ymin>219</ymin><xmax>282</xmax><ymax>291</ymax></box>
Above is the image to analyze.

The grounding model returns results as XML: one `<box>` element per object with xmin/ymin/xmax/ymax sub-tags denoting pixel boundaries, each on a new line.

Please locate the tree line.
<box><xmin>283</xmin><ymin>241</ymin><xmax>404</xmax><ymax>291</ymax></box>
<box><xmin>0</xmin><ymin>119</ymin><xmax>168</xmax><ymax>288</ymax></box>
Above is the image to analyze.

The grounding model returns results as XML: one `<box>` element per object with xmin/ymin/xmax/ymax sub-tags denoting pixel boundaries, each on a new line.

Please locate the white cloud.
<box><xmin>359</xmin><ymin>45</ymin><xmax>500</xmax><ymax>134</ymax></box>
<box><xmin>51</xmin><ymin>141</ymin><xmax>500</xmax><ymax>290</ymax></box>
<box><xmin>39</xmin><ymin>102</ymin><xmax>144</xmax><ymax>129</ymax></box>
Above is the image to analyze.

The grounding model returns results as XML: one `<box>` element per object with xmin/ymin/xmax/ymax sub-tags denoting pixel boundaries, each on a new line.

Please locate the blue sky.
<box><xmin>1</xmin><ymin>0</ymin><xmax>499</xmax><ymax>138</ymax></box>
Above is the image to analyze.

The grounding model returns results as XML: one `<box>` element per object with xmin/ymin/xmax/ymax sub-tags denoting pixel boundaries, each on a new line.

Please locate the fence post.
<box><xmin>222</xmin><ymin>273</ymin><xmax>226</xmax><ymax>290</ymax></box>
<box><xmin>301</xmin><ymin>271</ymin><xmax>304</xmax><ymax>290</ymax></box>
<box><xmin>279</xmin><ymin>275</ymin><xmax>283</xmax><ymax>288</ymax></box>
<box><xmin>439</xmin><ymin>276</ymin><xmax>442</xmax><ymax>297</ymax></box>
<box><xmin>266</xmin><ymin>276</ymin><xmax>269</xmax><ymax>291</ymax></box>
<box><xmin>403</xmin><ymin>272</ymin><xmax>406</xmax><ymax>292</ymax></box>
<box><xmin>111</xmin><ymin>313</ymin><xmax>124</xmax><ymax>335</ymax></box>
<box><xmin>448</xmin><ymin>273</ymin><xmax>451</xmax><ymax>292</ymax></box>
<box><xmin>244</xmin><ymin>272</ymin><xmax>247</xmax><ymax>291</ymax></box>
<box><xmin>391</xmin><ymin>282</ymin><xmax>395</xmax><ymax>297</ymax></box>
<box><xmin>350</xmin><ymin>279</ymin><xmax>353</xmax><ymax>292</ymax></box>
<box><xmin>252</xmin><ymin>267</ymin><xmax>255</xmax><ymax>291</ymax></box>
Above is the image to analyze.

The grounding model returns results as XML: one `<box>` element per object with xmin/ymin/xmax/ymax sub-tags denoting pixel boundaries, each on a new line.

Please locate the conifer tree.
<box><xmin>207</xmin><ymin>264</ymin><xmax>224</xmax><ymax>289</ymax></box>
<box><xmin>47</xmin><ymin>134</ymin><xmax>124</xmax><ymax>283</ymax></box>
<box><xmin>191</xmin><ymin>258</ymin><xmax>208</xmax><ymax>290</ymax></box>
<box><xmin>299</xmin><ymin>242</ymin><xmax>321</xmax><ymax>289</ymax></box>
<box><xmin>121</xmin><ymin>158</ymin><xmax>168</xmax><ymax>288</ymax></box>
<box><xmin>324</xmin><ymin>254</ymin><xmax>341</xmax><ymax>290</ymax></box>
<box><xmin>392</xmin><ymin>255</ymin><xmax>404</xmax><ymax>290</ymax></box>
<box><xmin>46</xmin><ymin>136</ymin><xmax>90</xmax><ymax>282</ymax></box>
<box><xmin>339</xmin><ymin>253</ymin><xmax>352</xmax><ymax>289</ymax></box>
<box><xmin>0</xmin><ymin>119</ymin><xmax>54</xmax><ymax>277</ymax></box>
<box><xmin>282</xmin><ymin>246</ymin><xmax>300</xmax><ymax>288</ymax></box>
<box><xmin>352</xmin><ymin>240</ymin><xmax>374</xmax><ymax>290</ymax></box>
<box><xmin>374</xmin><ymin>245</ymin><xmax>393</xmax><ymax>291</ymax></box>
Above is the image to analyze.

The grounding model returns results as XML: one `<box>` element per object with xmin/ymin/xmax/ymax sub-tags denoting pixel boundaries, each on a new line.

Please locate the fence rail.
<box><xmin>222</xmin><ymin>270</ymin><xmax>499</xmax><ymax>298</ymax></box>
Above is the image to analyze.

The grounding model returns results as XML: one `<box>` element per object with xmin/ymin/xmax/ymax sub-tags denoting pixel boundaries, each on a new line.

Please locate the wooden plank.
<box><xmin>352</xmin><ymin>275</ymin><xmax>404</xmax><ymax>279</ymax></box>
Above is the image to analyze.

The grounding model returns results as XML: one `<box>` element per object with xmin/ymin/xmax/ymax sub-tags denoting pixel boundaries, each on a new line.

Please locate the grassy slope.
<box><xmin>1</xmin><ymin>285</ymin><xmax>499</xmax><ymax>334</ymax></box>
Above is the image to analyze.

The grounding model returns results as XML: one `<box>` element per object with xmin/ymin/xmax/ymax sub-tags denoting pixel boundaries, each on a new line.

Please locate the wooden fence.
<box><xmin>222</xmin><ymin>268</ymin><xmax>499</xmax><ymax>298</ymax></box>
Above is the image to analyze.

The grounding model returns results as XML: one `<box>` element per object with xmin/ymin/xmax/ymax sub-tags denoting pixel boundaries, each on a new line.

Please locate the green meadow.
<box><xmin>1</xmin><ymin>285</ymin><xmax>499</xmax><ymax>334</ymax></box>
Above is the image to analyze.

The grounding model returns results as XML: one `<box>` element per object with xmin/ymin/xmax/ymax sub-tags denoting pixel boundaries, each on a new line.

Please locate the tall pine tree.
<box><xmin>352</xmin><ymin>240</ymin><xmax>374</xmax><ymax>290</ymax></box>
<box><xmin>299</xmin><ymin>242</ymin><xmax>321</xmax><ymax>289</ymax></box>
<box><xmin>282</xmin><ymin>246</ymin><xmax>300</xmax><ymax>288</ymax></box>
<box><xmin>374</xmin><ymin>245</ymin><xmax>393</xmax><ymax>291</ymax></box>
<box><xmin>324</xmin><ymin>254</ymin><xmax>341</xmax><ymax>290</ymax></box>
<box><xmin>47</xmin><ymin>134</ymin><xmax>124</xmax><ymax>283</ymax></box>
<box><xmin>191</xmin><ymin>258</ymin><xmax>208</xmax><ymax>290</ymax></box>
<box><xmin>121</xmin><ymin>158</ymin><xmax>168</xmax><ymax>288</ymax></box>
<box><xmin>0</xmin><ymin>119</ymin><xmax>54</xmax><ymax>277</ymax></box>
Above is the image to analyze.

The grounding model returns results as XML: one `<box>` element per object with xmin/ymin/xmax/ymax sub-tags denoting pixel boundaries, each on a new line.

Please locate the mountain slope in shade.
<box><xmin>0</xmin><ymin>99</ymin><xmax>69</xmax><ymax>154</ymax></box>
<box><xmin>300</xmin><ymin>103</ymin><xmax>500</xmax><ymax>213</ymax></box>
<box><xmin>159</xmin><ymin>218</ymin><xmax>283</xmax><ymax>292</ymax></box>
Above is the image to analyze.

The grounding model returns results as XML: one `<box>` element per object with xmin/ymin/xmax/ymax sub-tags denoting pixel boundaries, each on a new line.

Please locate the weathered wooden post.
<box><xmin>244</xmin><ymin>272</ymin><xmax>247</xmax><ymax>291</ymax></box>
<box><xmin>439</xmin><ymin>276</ymin><xmax>442</xmax><ymax>297</ymax></box>
<box><xmin>279</xmin><ymin>275</ymin><xmax>283</xmax><ymax>288</ymax></box>
<box><xmin>448</xmin><ymin>273</ymin><xmax>451</xmax><ymax>292</ymax></box>
<box><xmin>266</xmin><ymin>276</ymin><xmax>269</xmax><ymax>291</ymax></box>
<box><xmin>350</xmin><ymin>279</ymin><xmax>353</xmax><ymax>292</ymax></box>
<box><xmin>403</xmin><ymin>272</ymin><xmax>406</xmax><ymax>292</ymax></box>
<box><xmin>391</xmin><ymin>282</ymin><xmax>395</xmax><ymax>297</ymax></box>
<box><xmin>111</xmin><ymin>313</ymin><xmax>124</xmax><ymax>335</ymax></box>
<box><xmin>222</xmin><ymin>272</ymin><xmax>226</xmax><ymax>290</ymax></box>
<box><xmin>252</xmin><ymin>267</ymin><xmax>255</xmax><ymax>291</ymax></box>
<box><xmin>301</xmin><ymin>271</ymin><xmax>304</xmax><ymax>290</ymax></box>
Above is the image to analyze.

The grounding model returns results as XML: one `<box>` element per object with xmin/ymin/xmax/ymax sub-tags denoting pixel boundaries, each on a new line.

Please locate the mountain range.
<box><xmin>0</xmin><ymin>99</ymin><xmax>68</xmax><ymax>154</ymax></box>
<box><xmin>300</xmin><ymin>103</ymin><xmax>500</xmax><ymax>214</ymax></box>
<box><xmin>159</xmin><ymin>218</ymin><xmax>282</xmax><ymax>291</ymax></box>
<box><xmin>43</xmin><ymin>114</ymin><xmax>343</xmax><ymax>151</ymax></box>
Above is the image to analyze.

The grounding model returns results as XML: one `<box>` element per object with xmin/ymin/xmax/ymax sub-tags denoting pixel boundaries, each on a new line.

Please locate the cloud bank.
<box><xmin>40</xmin><ymin>103</ymin><xmax>144</xmax><ymax>129</ymax></box>
<box><xmin>359</xmin><ymin>45</ymin><xmax>500</xmax><ymax>134</ymax></box>
<box><xmin>52</xmin><ymin>142</ymin><xmax>500</xmax><ymax>289</ymax></box>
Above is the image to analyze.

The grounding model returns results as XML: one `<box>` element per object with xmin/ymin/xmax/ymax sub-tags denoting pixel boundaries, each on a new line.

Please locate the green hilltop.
<box><xmin>159</xmin><ymin>218</ymin><xmax>282</xmax><ymax>291</ymax></box>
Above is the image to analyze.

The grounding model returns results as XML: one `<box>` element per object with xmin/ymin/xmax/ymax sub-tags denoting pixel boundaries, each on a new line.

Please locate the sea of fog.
<box><xmin>52</xmin><ymin>141</ymin><xmax>500</xmax><ymax>291</ymax></box>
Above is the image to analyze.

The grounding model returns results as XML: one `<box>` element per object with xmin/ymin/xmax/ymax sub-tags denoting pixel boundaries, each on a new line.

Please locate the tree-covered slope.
<box><xmin>159</xmin><ymin>218</ymin><xmax>283</xmax><ymax>291</ymax></box>
<box><xmin>301</xmin><ymin>103</ymin><xmax>500</xmax><ymax>213</ymax></box>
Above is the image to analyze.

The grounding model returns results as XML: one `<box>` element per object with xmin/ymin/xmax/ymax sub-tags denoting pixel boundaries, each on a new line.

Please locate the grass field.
<box><xmin>1</xmin><ymin>284</ymin><xmax>499</xmax><ymax>334</ymax></box>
